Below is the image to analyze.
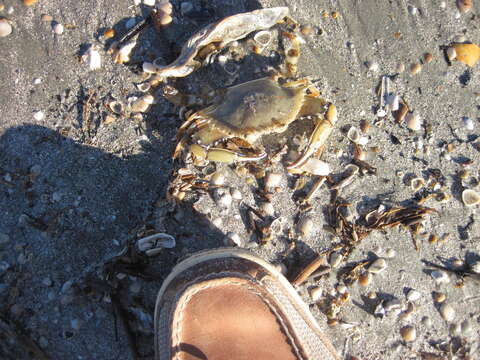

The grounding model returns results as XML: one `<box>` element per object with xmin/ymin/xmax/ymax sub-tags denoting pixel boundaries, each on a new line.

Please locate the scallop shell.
<box><xmin>137</xmin><ymin>233</ymin><xmax>176</xmax><ymax>256</ymax></box>
<box><xmin>452</xmin><ymin>43</ymin><xmax>480</xmax><ymax>67</ymax></box>
<box><xmin>462</xmin><ymin>189</ymin><xmax>480</xmax><ymax>206</ymax></box>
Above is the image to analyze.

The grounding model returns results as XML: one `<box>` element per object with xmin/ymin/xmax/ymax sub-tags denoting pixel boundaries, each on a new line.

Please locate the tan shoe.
<box><xmin>154</xmin><ymin>248</ymin><xmax>340</xmax><ymax>360</ymax></box>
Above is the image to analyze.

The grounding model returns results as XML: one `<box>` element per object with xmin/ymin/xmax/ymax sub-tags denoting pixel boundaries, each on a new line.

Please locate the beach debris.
<box><xmin>224</xmin><ymin>232</ymin><xmax>244</xmax><ymax>247</ymax></box>
<box><xmin>310</xmin><ymin>286</ymin><xmax>323</xmax><ymax>302</ymax></box>
<box><xmin>106</xmin><ymin>100</ymin><xmax>125</xmax><ymax>115</ymax></box>
<box><xmin>358</xmin><ymin>272</ymin><xmax>372</xmax><ymax>286</ymax></box>
<box><xmin>265</xmin><ymin>172</ymin><xmax>282</xmax><ymax>189</ymax></box>
<box><xmin>291</xmin><ymin>251</ymin><xmax>332</xmax><ymax>286</ymax></box>
<box><xmin>456</xmin><ymin>0</ymin><xmax>472</xmax><ymax>13</ymax></box>
<box><xmin>104</xmin><ymin>28</ymin><xmax>115</xmax><ymax>38</ymax></box>
<box><xmin>81</xmin><ymin>46</ymin><xmax>102</xmax><ymax>70</ymax></box>
<box><xmin>136</xmin><ymin>233</ymin><xmax>175</xmax><ymax>256</ymax></box>
<box><xmin>409</xmin><ymin>62</ymin><xmax>422</xmax><ymax>75</ymax></box>
<box><xmin>297</xmin><ymin>217</ymin><xmax>313</xmax><ymax>237</ymax></box>
<box><xmin>130</xmin><ymin>94</ymin><xmax>154</xmax><ymax>113</ymax></box>
<box><xmin>33</xmin><ymin>110</ymin><xmax>45</xmax><ymax>121</ymax></box>
<box><xmin>450</xmin><ymin>43</ymin><xmax>480</xmax><ymax>67</ymax></box>
<box><xmin>111</xmin><ymin>41</ymin><xmax>136</xmax><ymax>64</ymax></box>
<box><xmin>410</xmin><ymin>177</ymin><xmax>425</xmax><ymax>192</ymax></box>
<box><xmin>53</xmin><ymin>22</ymin><xmax>64</xmax><ymax>35</ymax></box>
<box><xmin>462</xmin><ymin>189</ymin><xmax>480</xmax><ymax>206</ymax></box>
<box><xmin>152</xmin><ymin>1</ymin><xmax>173</xmax><ymax>29</ymax></box>
<box><xmin>400</xmin><ymin>326</ymin><xmax>416</xmax><ymax>342</ymax></box>
<box><xmin>406</xmin><ymin>112</ymin><xmax>422</xmax><ymax>131</ymax></box>
<box><xmin>0</xmin><ymin>18</ymin><xmax>12</xmax><ymax>37</ymax></box>
<box><xmin>253</xmin><ymin>30</ymin><xmax>273</xmax><ymax>53</ymax></box>
<box><xmin>331</xmin><ymin>164</ymin><xmax>359</xmax><ymax>191</ymax></box>
<box><xmin>433</xmin><ymin>292</ymin><xmax>446</xmax><ymax>303</ymax></box>
<box><xmin>297</xmin><ymin>158</ymin><xmax>330</xmax><ymax>176</ymax></box>
<box><xmin>367</xmin><ymin>258</ymin><xmax>387</xmax><ymax>274</ymax></box>
<box><xmin>376</xmin><ymin>75</ymin><xmax>389</xmax><ymax>117</ymax></box>
<box><xmin>150</xmin><ymin>7</ymin><xmax>290</xmax><ymax>79</ymax></box>
<box><xmin>23</xmin><ymin>0</ymin><xmax>38</xmax><ymax>6</ymax></box>
<box><xmin>423</xmin><ymin>53</ymin><xmax>433</xmax><ymax>64</ymax></box>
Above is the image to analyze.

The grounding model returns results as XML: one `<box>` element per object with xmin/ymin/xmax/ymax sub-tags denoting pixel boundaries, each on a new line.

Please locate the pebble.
<box><xmin>0</xmin><ymin>233</ymin><xmax>10</xmax><ymax>244</ymax></box>
<box><xmin>42</xmin><ymin>277</ymin><xmax>53</xmax><ymax>287</ymax></box>
<box><xmin>265</xmin><ymin>172</ymin><xmax>282</xmax><ymax>188</ymax></box>
<box><xmin>385</xmin><ymin>248</ymin><xmax>396</xmax><ymax>258</ymax></box>
<box><xmin>329</xmin><ymin>252</ymin><xmax>343</xmax><ymax>268</ymax></box>
<box><xmin>224</xmin><ymin>232</ymin><xmax>244</xmax><ymax>247</ymax></box>
<box><xmin>358</xmin><ymin>272</ymin><xmax>372</xmax><ymax>286</ymax></box>
<box><xmin>439</xmin><ymin>303</ymin><xmax>455</xmax><ymax>322</ymax></box>
<box><xmin>310</xmin><ymin>286</ymin><xmax>323</xmax><ymax>302</ymax></box>
<box><xmin>431</xmin><ymin>270</ymin><xmax>450</xmax><ymax>284</ymax></box>
<box><xmin>367</xmin><ymin>258</ymin><xmax>387</xmax><ymax>274</ymax></box>
<box><xmin>0</xmin><ymin>18</ymin><xmax>12</xmax><ymax>38</ymax></box>
<box><xmin>33</xmin><ymin>110</ymin><xmax>44</xmax><ymax>121</ymax></box>
<box><xmin>230</xmin><ymin>188</ymin><xmax>242</xmax><ymax>200</ymax></box>
<box><xmin>407</xmin><ymin>5</ymin><xmax>418</xmax><ymax>15</ymax></box>
<box><xmin>33</xmin><ymin>78</ymin><xmax>42</xmax><ymax>85</ymax></box>
<box><xmin>462</xmin><ymin>117</ymin><xmax>474</xmax><ymax>131</ymax></box>
<box><xmin>53</xmin><ymin>23</ymin><xmax>64</xmax><ymax>35</ymax></box>
<box><xmin>210</xmin><ymin>172</ymin><xmax>225</xmax><ymax>186</ymax></box>
<box><xmin>406</xmin><ymin>289</ymin><xmax>421</xmax><ymax>302</ymax></box>
<box><xmin>297</xmin><ymin>217</ymin><xmax>313</xmax><ymax>237</ymax></box>
<box><xmin>461</xmin><ymin>319</ymin><xmax>472</xmax><ymax>335</ymax></box>
<box><xmin>400</xmin><ymin>326</ymin><xmax>416</xmax><ymax>342</ymax></box>
<box><xmin>433</xmin><ymin>292</ymin><xmax>446</xmax><ymax>303</ymax></box>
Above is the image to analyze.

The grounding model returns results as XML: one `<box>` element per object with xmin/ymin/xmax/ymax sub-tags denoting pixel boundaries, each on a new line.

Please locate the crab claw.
<box><xmin>190</xmin><ymin>145</ymin><xmax>267</xmax><ymax>163</ymax></box>
<box><xmin>287</xmin><ymin>103</ymin><xmax>337</xmax><ymax>170</ymax></box>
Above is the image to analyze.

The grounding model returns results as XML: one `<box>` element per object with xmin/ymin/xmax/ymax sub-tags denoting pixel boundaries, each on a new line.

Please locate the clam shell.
<box><xmin>113</xmin><ymin>41</ymin><xmax>136</xmax><ymax>64</ymax></box>
<box><xmin>406</xmin><ymin>112</ymin><xmax>421</xmax><ymax>131</ymax></box>
<box><xmin>137</xmin><ymin>233</ymin><xmax>176</xmax><ymax>255</ymax></box>
<box><xmin>0</xmin><ymin>18</ymin><xmax>12</xmax><ymax>38</ymax></box>
<box><xmin>347</xmin><ymin>126</ymin><xmax>360</xmax><ymax>143</ymax></box>
<box><xmin>82</xmin><ymin>47</ymin><xmax>101</xmax><ymax>70</ymax></box>
<box><xmin>298</xmin><ymin>158</ymin><xmax>330</xmax><ymax>176</ymax></box>
<box><xmin>462</xmin><ymin>189</ymin><xmax>480</xmax><ymax>206</ymax></box>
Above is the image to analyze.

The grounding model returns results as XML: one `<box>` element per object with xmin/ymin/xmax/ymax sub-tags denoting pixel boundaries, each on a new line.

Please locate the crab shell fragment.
<box><xmin>151</xmin><ymin>7</ymin><xmax>290</xmax><ymax>78</ymax></box>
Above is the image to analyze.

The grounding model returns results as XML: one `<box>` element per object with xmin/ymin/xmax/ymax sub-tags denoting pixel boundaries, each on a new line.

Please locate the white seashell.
<box><xmin>365</xmin><ymin>60</ymin><xmax>379</xmax><ymax>72</ymax></box>
<box><xmin>143</xmin><ymin>0</ymin><xmax>156</xmax><ymax>6</ymax></box>
<box><xmin>310</xmin><ymin>287</ymin><xmax>323</xmax><ymax>302</ymax></box>
<box><xmin>431</xmin><ymin>270</ymin><xmax>450</xmax><ymax>284</ymax></box>
<box><xmin>408</xmin><ymin>5</ymin><xmax>418</xmax><ymax>15</ymax></box>
<box><xmin>260</xmin><ymin>202</ymin><xmax>275</xmax><ymax>217</ymax></box>
<box><xmin>368</xmin><ymin>258</ymin><xmax>387</xmax><ymax>274</ymax></box>
<box><xmin>462</xmin><ymin>189</ymin><xmax>480</xmax><ymax>206</ymax></box>
<box><xmin>406</xmin><ymin>112</ymin><xmax>421</xmax><ymax>131</ymax></box>
<box><xmin>53</xmin><ymin>23</ymin><xmax>64</xmax><ymax>35</ymax></box>
<box><xmin>410</xmin><ymin>177</ymin><xmax>425</xmax><ymax>192</ymax></box>
<box><xmin>297</xmin><ymin>217</ymin><xmax>313</xmax><ymax>237</ymax></box>
<box><xmin>347</xmin><ymin>126</ymin><xmax>360</xmax><ymax>143</ymax></box>
<box><xmin>82</xmin><ymin>47</ymin><xmax>101</xmax><ymax>70</ymax></box>
<box><xmin>406</xmin><ymin>289</ymin><xmax>421</xmax><ymax>302</ymax></box>
<box><xmin>224</xmin><ymin>232</ymin><xmax>244</xmax><ymax>247</ymax></box>
<box><xmin>143</xmin><ymin>62</ymin><xmax>156</xmax><ymax>73</ymax></box>
<box><xmin>439</xmin><ymin>303</ymin><xmax>455</xmax><ymax>322</ymax></box>
<box><xmin>299</xmin><ymin>158</ymin><xmax>330</xmax><ymax>176</ymax></box>
<box><xmin>33</xmin><ymin>78</ymin><xmax>42</xmax><ymax>85</ymax></box>
<box><xmin>113</xmin><ymin>41</ymin><xmax>136</xmax><ymax>64</ymax></box>
<box><xmin>230</xmin><ymin>188</ymin><xmax>242</xmax><ymax>200</ymax></box>
<box><xmin>210</xmin><ymin>172</ymin><xmax>225</xmax><ymax>186</ymax></box>
<box><xmin>386</xmin><ymin>94</ymin><xmax>400</xmax><ymax>111</ymax></box>
<box><xmin>462</xmin><ymin>117</ymin><xmax>474</xmax><ymax>131</ymax></box>
<box><xmin>33</xmin><ymin>111</ymin><xmax>45</xmax><ymax>121</ymax></box>
<box><xmin>107</xmin><ymin>100</ymin><xmax>124</xmax><ymax>115</ymax></box>
<box><xmin>357</xmin><ymin>136</ymin><xmax>369</xmax><ymax>146</ymax></box>
<box><xmin>137</xmin><ymin>233</ymin><xmax>176</xmax><ymax>255</ymax></box>
<box><xmin>253</xmin><ymin>30</ymin><xmax>272</xmax><ymax>48</ymax></box>
<box><xmin>385</xmin><ymin>248</ymin><xmax>396</xmax><ymax>258</ymax></box>
<box><xmin>446</xmin><ymin>47</ymin><xmax>457</xmax><ymax>61</ymax></box>
<box><xmin>133</xmin><ymin>0</ymin><xmax>141</xmax><ymax>5</ymax></box>
<box><xmin>265</xmin><ymin>172</ymin><xmax>282</xmax><ymax>188</ymax></box>
<box><xmin>329</xmin><ymin>252</ymin><xmax>343</xmax><ymax>268</ymax></box>
<box><xmin>0</xmin><ymin>18</ymin><xmax>12</xmax><ymax>37</ymax></box>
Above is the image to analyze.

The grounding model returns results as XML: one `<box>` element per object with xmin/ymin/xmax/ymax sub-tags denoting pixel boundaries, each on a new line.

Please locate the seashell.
<box><xmin>423</xmin><ymin>53</ymin><xmax>433</xmax><ymax>64</ymax></box>
<box><xmin>210</xmin><ymin>172</ymin><xmax>225</xmax><ymax>186</ymax></box>
<box><xmin>400</xmin><ymin>326</ymin><xmax>416</xmax><ymax>342</ymax></box>
<box><xmin>359</xmin><ymin>119</ymin><xmax>370</xmax><ymax>133</ymax></box>
<box><xmin>260</xmin><ymin>202</ymin><xmax>275</xmax><ymax>217</ymax></box>
<box><xmin>143</xmin><ymin>62</ymin><xmax>156</xmax><ymax>74</ymax></box>
<box><xmin>41</xmin><ymin>14</ymin><xmax>53</xmax><ymax>22</ymax></box>
<box><xmin>157</xmin><ymin>1</ymin><xmax>173</xmax><ymax>15</ymax></box>
<box><xmin>297</xmin><ymin>217</ymin><xmax>313</xmax><ymax>237</ymax></box>
<box><xmin>446</xmin><ymin>46</ymin><xmax>457</xmax><ymax>61</ymax></box>
<box><xmin>433</xmin><ymin>292</ymin><xmax>446</xmax><ymax>303</ymax></box>
<box><xmin>23</xmin><ymin>0</ymin><xmax>38</xmax><ymax>6</ymax></box>
<box><xmin>113</xmin><ymin>41</ymin><xmax>136</xmax><ymax>64</ymax></box>
<box><xmin>0</xmin><ymin>18</ymin><xmax>12</xmax><ymax>37</ymax></box>
<box><xmin>298</xmin><ymin>158</ymin><xmax>330</xmax><ymax>176</ymax></box>
<box><xmin>431</xmin><ymin>270</ymin><xmax>450</xmax><ymax>284</ymax></box>
<box><xmin>221</xmin><ymin>61</ymin><xmax>239</xmax><ymax>75</ymax></box>
<box><xmin>143</xmin><ymin>0</ymin><xmax>156</xmax><ymax>6</ymax></box>
<box><xmin>406</xmin><ymin>289</ymin><xmax>421</xmax><ymax>302</ymax></box>
<box><xmin>408</xmin><ymin>5</ymin><xmax>418</xmax><ymax>15</ymax></box>
<box><xmin>462</xmin><ymin>189</ymin><xmax>480</xmax><ymax>206</ymax></box>
<box><xmin>310</xmin><ymin>287</ymin><xmax>323</xmax><ymax>302</ymax></box>
<box><xmin>439</xmin><ymin>303</ymin><xmax>455</xmax><ymax>322</ymax></box>
<box><xmin>456</xmin><ymin>0</ymin><xmax>472</xmax><ymax>13</ymax></box>
<box><xmin>406</xmin><ymin>112</ymin><xmax>421</xmax><ymax>131</ymax></box>
<box><xmin>452</xmin><ymin>43</ymin><xmax>480</xmax><ymax>67</ymax></box>
<box><xmin>395</xmin><ymin>62</ymin><xmax>405</xmax><ymax>73</ymax></box>
<box><xmin>81</xmin><ymin>47</ymin><xmax>101</xmax><ymax>70</ymax></box>
<box><xmin>300</xmin><ymin>25</ymin><xmax>313</xmax><ymax>36</ymax></box>
<box><xmin>365</xmin><ymin>60</ymin><xmax>379</xmax><ymax>72</ymax></box>
<box><xmin>106</xmin><ymin>100</ymin><xmax>124</xmax><ymax>115</ymax></box>
<box><xmin>253</xmin><ymin>30</ymin><xmax>272</xmax><ymax>50</ymax></box>
<box><xmin>130</xmin><ymin>94</ymin><xmax>154</xmax><ymax>113</ymax></box>
<box><xmin>358</xmin><ymin>272</ymin><xmax>372</xmax><ymax>286</ymax></box>
<box><xmin>265</xmin><ymin>172</ymin><xmax>282</xmax><ymax>188</ymax></box>
<box><xmin>462</xmin><ymin>117</ymin><xmax>474</xmax><ymax>130</ymax></box>
<box><xmin>137</xmin><ymin>233</ymin><xmax>176</xmax><ymax>256</ymax></box>
<box><xmin>368</xmin><ymin>258</ymin><xmax>387</xmax><ymax>274</ymax></box>
<box><xmin>409</xmin><ymin>62</ymin><xmax>422</xmax><ymax>75</ymax></box>
<box><xmin>53</xmin><ymin>22</ymin><xmax>64</xmax><ymax>35</ymax></box>
<box><xmin>347</xmin><ymin>126</ymin><xmax>360</xmax><ymax>143</ymax></box>
<box><xmin>230</xmin><ymin>188</ymin><xmax>242</xmax><ymax>200</ymax></box>
<box><xmin>410</xmin><ymin>177</ymin><xmax>425</xmax><ymax>192</ymax></box>
<box><xmin>104</xmin><ymin>28</ymin><xmax>115</xmax><ymax>38</ymax></box>
<box><xmin>136</xmin><ymin>82</ymin><xmax>151</xmax><ymax>92</ymax></box>
<box><xmin>329</xmin><ymin>252</ymin><xmax>343</xmax><ymax>268</ymax></box>
<box><xmin>224</xmin><ymin>232</ymin><xmax>244</xmax><ymax>247</ymax></box>
<box><xmin>33</xmin><ymin>110</ymin><xmax>44</xmax><ymax>121</ymax></box>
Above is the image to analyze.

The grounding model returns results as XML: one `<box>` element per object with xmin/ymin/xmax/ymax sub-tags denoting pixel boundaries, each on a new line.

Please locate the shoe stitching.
<box><xmin>171</xmin><ymin>272</ymin><xmax>305</xmax><ymax>360</ymax></box>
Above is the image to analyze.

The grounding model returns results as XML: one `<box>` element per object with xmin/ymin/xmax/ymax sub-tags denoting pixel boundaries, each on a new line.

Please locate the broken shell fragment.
<box><xmin>446</xmin><ymin>46</ymin><xmax>457</xmax><ymax>61</ymax></box>
<box><xmin>81</xmin><ymin>47</ymin><xmax>101</xmax><ymax>70</ymax></box>
<box><xmin>23</xmin><ymin>0</ymin><xmax>39</xmax><ymax>6</ymax></box>
<box><xmin>368</xmin><ymin>258</ymin><xmax>387</xmax><ymax>274</ymax></box>
<box><xmin>439</xmin><ymin>303</ymin><xmax>455</xmax><ymax>322</ymax></box>
<box><xmin>386</xmin><ymin>94</ymin><xmax>400</xmax><ymax>111</ymax></box>
<box><xmin>347</xmin><ymin>126</ymin><xmax>360</xmax><ymax>143</ymax></box>
<box><xmin>53</xmin><ymin>22</ymin><xmax>64</xmax><ymax>35</ymax></box>
<box><xmin>0</xmin><ymin>18</ymin><xmax>12</xmax><ymax>37</ymax></box>
<box><xmin>297</xmin><ymin>217</ymin><xmax>313</xmax><ymax>237</ymax></box>
<box><xmin>298</xmin><ymin>158</ymin><xmax>330</xmax><ymax>176</ymax></box>
<box><xmin>452</xmin><ymin>43</ymin><xmax>480</xmax><ymax>67</ymax></box>
<box><xmin>462</xmin><ymin>189</ymin><xmax>480</xmax><ymax>206</ymax></box>
<box><xmin>151</xmin><ymin>7</ymin><xmax>289</xmax><ymax>78</ymax></box>
<box><xmin>456</xmin><ymin>0</ymin><xmax>472</xmax><ymax>13</ymax></box>
<box><xmin>400</xmin><ymin>326</ymin><xmax>416</xmax><ymax>342</ymax></box>
<box><xmin>112</xmin><ymin>41</ymin><xmax>136</xmax><ymax>64</ymax></box>
<box><xmin>410</xmin><ymin>177</ymin><xmax>425</xmax><ymax>192</ymax></box>
<box><xmin>409</xmin><ymin>62</ymin><xmax>422</xmax><ymax>75</ymax></box>
<box><xmin>106</xmin><ymin>100</ymin><xmax>124</xmax><ymax>115</ymax></box>
<box><xmin>137</xmin><ymin>233</ymin><xmax>176</xmax><ymax>256</ymax></box>
<box><xmin>130</xmin><ymin>94</ymin><xmax>154</xmax><ymax>113</ymax></box>
<box><xmin>406</xmin><ymin>112</ymin><xmax>421</xmax><ymax>131</ymax></box>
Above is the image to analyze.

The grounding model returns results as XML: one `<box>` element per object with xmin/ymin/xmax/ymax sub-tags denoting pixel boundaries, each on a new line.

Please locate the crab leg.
<box><xmin>287</xmin><ymin>103</ymin><xmax>337</xmax><ymax>170</ymax></box>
